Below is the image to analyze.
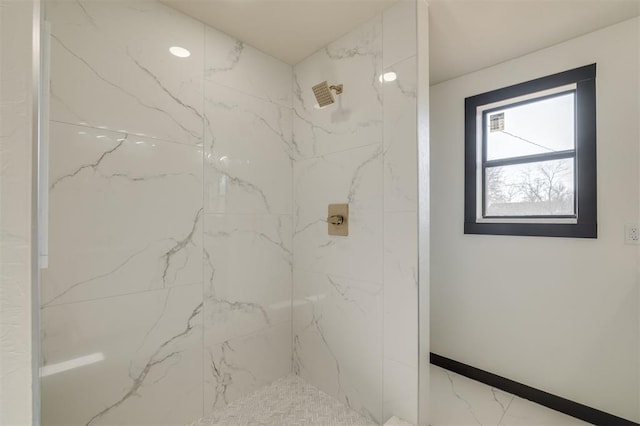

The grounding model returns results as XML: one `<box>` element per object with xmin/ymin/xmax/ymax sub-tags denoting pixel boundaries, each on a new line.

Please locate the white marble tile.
<box><xmin>292</xmin><ymin>269</ymin><xmax>383</xmax><ymax>423</ymax></box>
<box><xmin>500</xmin><ymin>396</ymin><xmax>591</xmax><ymax>426</ymax></box>
<box><xmin>203</xmin><ymin>214</ymin><xmax>292</xmax><ymax>344</ymax></box>
<box><xmin>293</xmin><ymin>144</ymin><xmax>383</xmax><ymax>283</ymax></box>
<box><xmin>203</xmin><ymin>321</ymin><xmax>292</xmax><ymax>416</ymax></box>
<box><xmin>384</xmin><ymin>212</ymin><xmax>418</xmax><ymax>368</ymax></box>
<box><xmin>41</xmin><ymin>283</ymin><xmax>203</xmax><ymax>425</ymax></box>
<box><xmin>383</xmin><ymin>56</ymin><xmax>417</xmax><ymax>212</ymax></box>
<box><xmin>48</xmin><ymin>0</ymin><xmax>204</xmax><ymax>145</ymax></box>
<box><xmin>205</xmin><ymin>26</ymin><xmax>292</xmax><ymax>107</ymax></box>
<box><xmin>430</xmin><ymin>365</ymin><xmax>515</xmax><ymax>426</ymax></box>
<box><xmin>41</xmin><ymin>122</ymin><xmax>203</xmax><ymax>306</ymax></box>
<box><xmin>204</xmin><ymin>82</ymin><xmax>293</xmax><ymax>215</ymax></box>
<box><xmin>382</xmin><ymin>1</ymin><xmax>417</xmax><ymax>68</ymax></box>
<box><xmin>292</xmin><ymin>17</ymin><xmax>383</xmax><ymax>160</ymax></box>
<box><xmin>383</xmin><ymin>211</ymin><xmax>418</xmax><ymax>423</ymax></box>
<box><xmin>383</xmin><ymin>359</ymin><xmax>418</xmax><ymax>424</ymax></box>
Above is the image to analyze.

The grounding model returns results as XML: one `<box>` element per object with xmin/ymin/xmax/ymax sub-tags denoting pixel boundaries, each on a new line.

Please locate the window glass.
<box><xmin>486</xmin><ymin>92</ymin><xmax>575</xmax><ymax>161</ymax></box>
<box><xmin>484</xmin><ymin>159</ymin><xmax>575</xmax><ymax>217</ymax></box>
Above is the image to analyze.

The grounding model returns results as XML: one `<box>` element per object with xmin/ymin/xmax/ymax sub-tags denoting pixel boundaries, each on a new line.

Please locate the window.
<box><xmin>464</xmin><ymin>64</ymin><xmax>597</xmax><ymax>238</ymax></box>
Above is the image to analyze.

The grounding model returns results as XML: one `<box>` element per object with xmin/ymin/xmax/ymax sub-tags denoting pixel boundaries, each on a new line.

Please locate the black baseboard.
<box><xmin>430</xmin><ymin>353</ymin><xmax>638</xmax><ymax>426</ymax></box>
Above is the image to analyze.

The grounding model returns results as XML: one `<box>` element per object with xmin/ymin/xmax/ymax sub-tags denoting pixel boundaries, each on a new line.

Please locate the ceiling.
<box><xmin>162</xmin><ymin>0</ymin><xmax>640</xmax><ymax>84</ymax></box>
<box><xmin>161</xmin><ymin>0</ymin><xmax>398</xmax><ymax>65</ymax></box>
<box><xmin>428</xmin><ymin>0</ymin><xmax>640</xmax><ymax>84</ymax></box>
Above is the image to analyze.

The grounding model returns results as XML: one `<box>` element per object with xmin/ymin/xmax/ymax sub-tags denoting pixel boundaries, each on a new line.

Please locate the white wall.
<box><xmin>431</xmin><ymin>17</ymin><xmax>639</xmax><ymax>422</ymax></box>
<box><xmin>0</xmin><ymin>0</ymin><xmax>35</xmax><ymax>424</ymax></box>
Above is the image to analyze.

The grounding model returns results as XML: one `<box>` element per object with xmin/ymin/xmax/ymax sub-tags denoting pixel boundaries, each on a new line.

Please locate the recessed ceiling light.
<box><xmin>169</xmin><ymin>46</ymin><xmax>191</xmax><ymax>58</ymax></box>
<box><xmin>379</xmin><ymin>71</ymin><xmax>397</xmax><ymax>83</ymax></box>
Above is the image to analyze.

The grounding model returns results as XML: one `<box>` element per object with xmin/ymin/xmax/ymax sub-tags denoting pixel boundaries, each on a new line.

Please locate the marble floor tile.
<box><xmin>499</xmin><ymin>396</ymin><xmax>592</xmax><ymax>426</ymax></box>
<box><xmin>431</xmin><ymin>365</ymin><xmax>514</xmax><ymax>426</ymax></box>
<box><xmin>191</xmin><ymin>364</ymin><xmax>593</xmax><ymax>426</ymax></box>
<box><xmin>430</xmin><ymin>365</ymin><xmax>592</xmax><ymax>426</ymax></box>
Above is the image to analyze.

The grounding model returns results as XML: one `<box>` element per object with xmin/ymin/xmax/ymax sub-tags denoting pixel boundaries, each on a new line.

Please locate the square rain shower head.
<box><xmin>312</xmin><ymin>81</ymin><xmax>335</xmax><ymax>108</ymax></box>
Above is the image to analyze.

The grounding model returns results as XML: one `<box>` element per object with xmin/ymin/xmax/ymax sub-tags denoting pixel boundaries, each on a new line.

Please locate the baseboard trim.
<box><xmin>430</xmin><ymin>353</ymin><xmax>638</xmax><ymax>426</ymax></box>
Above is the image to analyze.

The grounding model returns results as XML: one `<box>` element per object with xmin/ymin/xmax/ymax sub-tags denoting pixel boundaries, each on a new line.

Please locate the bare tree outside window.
<box><xmin>485</xmin><ymin>159</ymin><xmax>574</xmax><ymax>216</ymax></box>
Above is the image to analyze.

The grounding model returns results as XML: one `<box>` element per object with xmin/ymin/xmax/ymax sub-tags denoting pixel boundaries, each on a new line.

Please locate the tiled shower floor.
<box><xmin>190</xmin><ymin>367</ymin><xmax>592</xmax><ymax>426</ymax></box>
<box><xmin>190</xmin><ymin>375</ymin><xmax>377</xmax><ymax>426</ymax></box>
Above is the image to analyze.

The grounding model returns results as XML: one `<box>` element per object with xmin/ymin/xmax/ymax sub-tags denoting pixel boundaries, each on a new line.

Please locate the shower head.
<box><xmin>312</xmin><ymin>81</ymin><xmax>344</xmax><ymax>108</ymax></box>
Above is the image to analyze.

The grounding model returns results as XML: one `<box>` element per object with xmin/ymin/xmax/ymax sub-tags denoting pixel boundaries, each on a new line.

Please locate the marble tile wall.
<box><xmin>291</xmin><ymin>15</ymin><xmax>385</xmax><ymax>424</ymax></box>
<box><xmin>202</xmin><ymin>24</ymin><xmax>294</xmax><ymax>417</ymax></box>
<box><xmin>41</xmin><ymin>1</ymin><xmax>292</xmax><ymax>424</ymax></box>
<box><xmin>41</xmin><ymin>1</ymin><xmax>423</xmax><ymax>424</ymax></box>
<box><xmin>381</xmin><ymin>2</ymin><xmax>420</xmax><ymax>424</ymax></box>
<box><xmin>291</xmin><ymin>2</ymin><xmax>422</xmax><ymax>423</ymax></box>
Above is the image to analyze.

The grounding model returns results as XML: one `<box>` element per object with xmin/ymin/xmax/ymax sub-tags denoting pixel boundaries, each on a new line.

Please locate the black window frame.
<box><xmin>464</xmin><ymin>64</ymin><xmax>597</xmax><ymax>238</ymax></box>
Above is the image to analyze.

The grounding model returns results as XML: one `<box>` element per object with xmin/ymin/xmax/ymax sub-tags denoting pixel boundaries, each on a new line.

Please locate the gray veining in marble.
<box><xmin>86</xmin><ymin>302</ymin><xmax>203</xmax><ymax>425</ymax></box>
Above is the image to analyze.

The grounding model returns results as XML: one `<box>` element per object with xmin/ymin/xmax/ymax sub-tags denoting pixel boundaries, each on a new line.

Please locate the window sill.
<box><xmin>476</xmin><ymin>217</ymin><xmax>577</xmax><ymax>225</ymax></box>
<box><xmin>464</xmin><ymin>221</ymin><xmax>597</xmax><ymax>238</ymax></box>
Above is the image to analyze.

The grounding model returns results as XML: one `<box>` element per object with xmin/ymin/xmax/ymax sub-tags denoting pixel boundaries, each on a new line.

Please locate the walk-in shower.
<box><xmin>35</xmin><ymin>0</ymin><xmax>430</xmax><ymax>425</ymax></box>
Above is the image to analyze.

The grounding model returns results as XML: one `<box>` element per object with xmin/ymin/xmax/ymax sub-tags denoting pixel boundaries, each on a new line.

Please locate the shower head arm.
<box><xmin>329</xmin><ymin>84</ymin><xmax>343</xmax><ymax>95</ymax></box>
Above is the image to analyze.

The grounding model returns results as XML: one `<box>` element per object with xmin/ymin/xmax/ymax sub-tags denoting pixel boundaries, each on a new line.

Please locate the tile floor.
<box><xmin>430</xmin><ymin>365</ymin><xmax>591</xmax><ymax>426</ymax></box>
<box><xmin>190</xmin><ymin>366</ymin><xmax>592</xmax><ymax>426</ymax></box>
<box><xmin>190</xmin><ymin>375</ymin><xmax>377</xmax><ymax>426</ymax></box>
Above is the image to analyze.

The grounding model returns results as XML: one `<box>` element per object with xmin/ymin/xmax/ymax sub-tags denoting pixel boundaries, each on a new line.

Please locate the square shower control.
<box><xmin>328</xmin><ymin>204</ymin><xmax>348</xmax><ymax>236</ymax></box>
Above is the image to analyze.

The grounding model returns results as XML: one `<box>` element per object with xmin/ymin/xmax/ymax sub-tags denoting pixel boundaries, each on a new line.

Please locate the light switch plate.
<box><xmin>328</xmin><ymin>204</ymin><xmax>348</xmax><ymax>236</ymax></box>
